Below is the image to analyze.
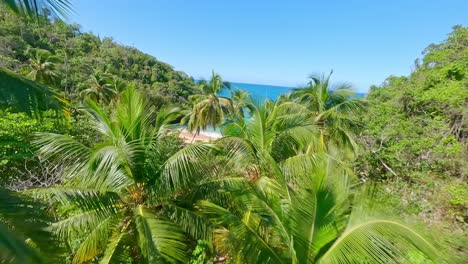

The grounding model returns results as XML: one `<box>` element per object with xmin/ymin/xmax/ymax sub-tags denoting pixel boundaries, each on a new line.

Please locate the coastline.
<box><xmin>178</xmin><ymin>128</ymin><xmax>222</xmax><ymax>143</ymax></box>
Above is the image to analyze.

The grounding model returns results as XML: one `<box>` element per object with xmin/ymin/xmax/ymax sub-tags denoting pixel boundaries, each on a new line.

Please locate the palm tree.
<box><xmin>230</xmin><ymin>88</ymin><xmax>252</xmax><ymax>120</ymax></box>
<box><xmin>185</xmin><ymin>71</ymin><xmax>233</xmax><ymax>134</ymax></box>
<box><xmin>80</xmin><ymin>70</ymin><xmax>118</xmax><ymax>104</ymax></box>
<box><xmin>178</xmin><ymin>103</ymin><xmax>440</xmax><ymax>263</ymax></box>
<box><xmin>290</xmin><ymin>71</ymin><xmax>365</xmax><ymax>152</ymax></box>
<box><xmin>221</xmin><ymin>100</ymin><xmax>318</xmax><ymax>162</ymax></box>
<box><xmin>109</xmin><ymin>75</ymin><xmax>127</xmax><ymax>93</ymax></box>
<box><xmin>197</xmin><ymin>153</ymin><xmax>440</xmax><ymax>263</ymax></box>
<box><xmin>30</xmin><ymin>87</ymin><xmax>211</xmax><ymax>263</ymax></box>
<box><xmin>26</xmin><ymin>48</ymin><xmax>61</xmax><ymax>86</ymax></box>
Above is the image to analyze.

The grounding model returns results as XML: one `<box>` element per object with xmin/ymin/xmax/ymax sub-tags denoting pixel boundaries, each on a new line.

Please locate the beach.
<box><xmin>178</xmin><ymin>128</ymin><xmax>222</xmax><ymax>143</ymax></box>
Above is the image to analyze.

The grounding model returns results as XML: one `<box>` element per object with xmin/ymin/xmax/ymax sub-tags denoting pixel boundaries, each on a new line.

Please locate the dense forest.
<box><xmin>0</xmin><ymin>5</ymin><xmax>197</xmax><ymax>188</ymax></box>
<box><xmin>0</xmin><ymin>2</ymin><xmax>466</xmax><ymax>263</ymax></box>
<box><xmin>358</xmin><ymin>25</ymin><xmax>468</xmax><ymax>262</ymax></box>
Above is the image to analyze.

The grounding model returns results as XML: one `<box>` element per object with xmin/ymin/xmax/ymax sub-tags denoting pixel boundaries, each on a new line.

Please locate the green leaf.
<box><xmin>134</xmin><ymin>206</ymin><xmax>188</xmax><ymax>263</ymax></box>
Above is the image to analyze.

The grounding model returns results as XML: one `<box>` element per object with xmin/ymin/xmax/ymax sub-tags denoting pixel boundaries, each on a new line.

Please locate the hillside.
<box><xmin>358</xmin><ymin>26</ymin><xmax>467</xmax><ymax>261</ymax></box>
<box><xmin>0</xmin><ymin>5</ymin><xmax>196</xmax><ymax>107</ymax></box>
<box><xmin>0</xmin><ymin>5</ymin><xmax>196</xmax><ymax>188</ymax></box>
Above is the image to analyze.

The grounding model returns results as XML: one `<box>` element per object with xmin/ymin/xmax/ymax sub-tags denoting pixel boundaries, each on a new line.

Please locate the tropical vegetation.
<box><xmin>357</xmin><ymin>25</ymin><xmax>468</xmax><ymax>262</ymax></box>
<box><xmin>0</xmin><ymin>2</ymin><xmax>466</xmax><ymax>263</ymax></box>
<box><xmin>185</xmin><ymin>71</ymin><xmax>233</xmax><ymax>134</ymax></box>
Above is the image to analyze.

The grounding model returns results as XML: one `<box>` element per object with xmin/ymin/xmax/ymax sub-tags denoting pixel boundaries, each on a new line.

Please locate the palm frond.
<box><xmin>165</xmin><ymin>203</ymin><xmax>213</xmax><ymax>242</ymax></box>
<box><xmin>198</xmin><ymin>200</ymin><xmax>283</xmax><ymax>264</ymax></box>
<box><xmin>99</xmin><ymin>221</ymin><xmax>131</xmax><ymax>264</ymax></box>
<box><xmin>0</xmin><ymin>188</ymin><xmax>63</xmax><ymax>262</ymax></box>
<box><xmin>48</xmin><ymin>208</ymin><xmax>117</xmax><ymax>243</ymax></box>
<box><xmin>318</xmin><ymin>219</ymin><xmax>441</xmax><ymax>263</ymax></box>
<box><xmin>0</xmin><ymin>223</ymin><xmax>42</xmax><ymax>263</ymax></box>
<box><xmin>72</xmin><ymin>215</ymin><xmax>116</xmax><ymax>264</ymax></box>
<box><xmin>0</xmin><ymin>68</ymin><xmax>68</xmax><ymax>119</ymax></box>
<box><xmin>280</xmin><ymin>152</ymin><xmax>327</xmax><ymax>185</ymax></box>
<box><xmin>4</xmin><ymin>0</ymin><xmax>73</xmax><ymax>20</ymax></box>
<box><xmin>115</xmin><ymin>86</ymin><xmax>152</xmax><ymax>142</ymax></box>
<box><xmin>29</xmin><ymin>186</ymin><xmax>120</xmax><ymax>214</ymax></box>
<box><xmin>33</xmin><ymin>132</ymin><xmax>90</xmax><ymax>164</ymax></box>
<box><xmin>162</xmin><ymin>143</ymin><xmax>218</xmax><ymax>191</ymax></box>
<box><xmin>154</xmin><ymin>105</ymin><xmax>182</xmax><ymax>133</ymax></box>
<box><xmin>84</xmin><ymin>99</ymin><xmax>115</xmax><ymax>139</ymax></box>
<box><xmin>79</xmin><ymin>145</ymin><xmax>134</xmax><ymax>192</ymax></box>
<box><xmin>134</xmin><ymin>206</ymin><xmax>188</xmax><ymax>263</ymax></box>
<box><xmin>215</xmin><ymin>136</ymin><xmax>256</xmax><ymax>167</ymax></box>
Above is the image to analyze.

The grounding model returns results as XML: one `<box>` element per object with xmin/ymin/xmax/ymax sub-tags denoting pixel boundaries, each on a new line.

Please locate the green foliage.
<box><xmin>290</xmin><ymin>71</ymin><xmax>365</xmax><ymax>153</ymax></box>
<box><xmin>184</xmin><ymin>71</ymin><xmax>233</xmax><ymax>133</ymax></box>
<box><xmin>9</xmin><ymin>85</ymin><xmax>436</xmax><ymax>263</ymax></box>
<box><xmin>0</xmin><ymin>187</ymin><xmax>64</xmax><ymax>262</ymax></box>
<box><xmin>0</xmin><ymin>4</ymin><xmax>453</xmax><ymax>263</ymax></box>
<box><xmin>30</xmin><ymin>88</ymin><xmax>192</xmax><ymax>263</ymax></box>
<box><xmin>358</xmin><ymin>26</ymin><xmax>468</xmax><ymax>262</ymax></box>
<box><xmin>0</xmin><ymin>111</ymin><xmax>57</xmax><ymax>185</ymax></box>
<box><xmin>0</xmin><ymin>68</ymin><xmax>68</xmax><ymax>118</ymax></box>
<box><xmin>26</xmin><ymin>48</ymin><xmax>61</xmax><ymax>86</ymax></box>
<box><xmin>191</xmin><ymin>102</ymin><xmax>440</xmax><ymax>263</ymax></box>
<box><xmin>0</xmin><ymin>5</ymin><xmax>197</xmax><ymax>108</ymax></box>
<box><xmin>189</xmin><ymin>240</ymin><xmax>211</xmax><ymax>264</ymax></box>
<box><xmin>0</xmin><ymin>110</ymin><xmax>98</xmax><ymax>188</ymax></box>
<box><xmin>448</xmin><ymin>185</ymin><xmax>468</xmax><ymax>207</ymax></box>
<box><xmin>230</xmin><ymin>88</ymin><xmax>252</xmax><ymax>120</ymax></box>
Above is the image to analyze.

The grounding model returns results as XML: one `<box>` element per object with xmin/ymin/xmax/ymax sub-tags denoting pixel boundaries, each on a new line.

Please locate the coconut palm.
<box><xmin>197</xmin><ymin>152</ymin><xmax>440</xmax><ymax>263</ymax></box>
<box><xmin>230</xmin><ymin>88</ymin><xmax>252</xmax><ymax>120</ymax></box>
<box><xmin>80</xmin><ymin>70</ymin><xmax>118</xmax><ymax>104</ymax></box>
<box><xmin>27</xmin><ymin>48</ymin><xmax>61</xmax><ymax>86</ymax></box>
<box><xmin>291</xmin><ymin>71</ymin><xmax>365</xmax><ymax>152</ymax></box>
<box><xmin>182</xmin><ymin>103</ymin><xmax>440</xmax><ymax>263</ymax></box>
<box><xmin>221</xmin><ymin>99</ymin><xmax>318</xmax><ymax>163</ymax></box>
<box><xmin>185</xmin><ymin>71</ymin><xmax>233</xmax><ymax>134</ymax></box>
<box><xmin>30</xmin><ymin>87</ymin><xmax>211</xmax><ymax>263</ymax></box>
<box><xmin>109</xmin><ymin>75</ymin><xmax>127</xmax><ymax>93</ymax></box>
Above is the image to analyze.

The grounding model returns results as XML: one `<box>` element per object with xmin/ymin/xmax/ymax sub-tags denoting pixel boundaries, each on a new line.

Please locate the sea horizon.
<box><xmin>218</xmin><ymin>81</ymin><xmax>365</xmax><ymax>101</ymax></box>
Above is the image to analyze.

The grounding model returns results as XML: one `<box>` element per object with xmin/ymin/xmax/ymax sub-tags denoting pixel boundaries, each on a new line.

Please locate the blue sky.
<box><xmin>72</xmin><ymin>0</ymin><xmax>467</xmax><ymax>92</ymax></box>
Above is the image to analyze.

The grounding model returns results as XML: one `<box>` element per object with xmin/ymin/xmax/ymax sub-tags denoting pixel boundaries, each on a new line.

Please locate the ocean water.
<box><xmin>201</xmin><ymin>82</ymin><xmax>365</xmax><ymax>133</ymax></box>
<box><xmin>219</xmin><ymin>82</ymin><xmax>292</xmax><ymax>101</ymax></box>
<box><xmin>218</xmin><ymin>82</ymin><xmax>365</xmax><ymax>101</ymax></box>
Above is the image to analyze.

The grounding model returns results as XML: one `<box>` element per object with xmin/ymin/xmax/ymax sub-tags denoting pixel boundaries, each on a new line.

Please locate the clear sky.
<box><xmin>71</xmin><ymin>0</ymin><xmax>467</xmax><ymax>92</ymax></box>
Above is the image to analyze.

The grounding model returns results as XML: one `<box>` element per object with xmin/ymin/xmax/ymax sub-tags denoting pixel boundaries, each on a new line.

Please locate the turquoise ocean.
<box><xmin>220</xmin><ymin>82</ymin><xmax>291</xmax><ymax>101</ymax></box>
<box><xmin>218</xmin><ymin>82</ymin><xmax>365</xmax><ymax>101</ymax></box>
